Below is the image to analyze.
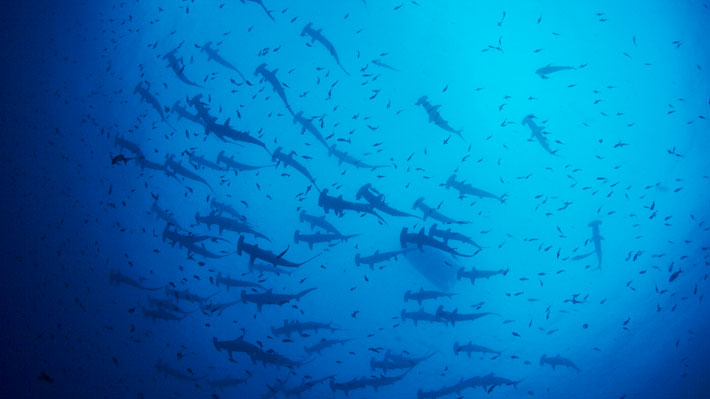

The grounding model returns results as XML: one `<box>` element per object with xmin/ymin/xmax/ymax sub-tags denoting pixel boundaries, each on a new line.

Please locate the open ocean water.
<box><xmin>1</xmin><ymin>0</ymin><xmax>709</xmax><ymax>398</ymax></box>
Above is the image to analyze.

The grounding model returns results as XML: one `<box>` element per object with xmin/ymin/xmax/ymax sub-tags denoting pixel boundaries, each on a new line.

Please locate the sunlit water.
<box><xmin>2</xmin><ymin>0</ymin><xmax>710</xmax><ymax>398</ymax></box>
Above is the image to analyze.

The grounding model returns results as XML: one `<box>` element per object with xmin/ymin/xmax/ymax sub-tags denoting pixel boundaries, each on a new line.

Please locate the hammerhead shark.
<box><xmin>415</xmin><ymin>96</ymin><xmax>463</xmax><ymax>139</ymax></box>
<box><xmin>216</xmin><ymin>150</ymin><xmax>272</xmax><ymax>175</ymax></box>
<box><xmin>240</xmin><ymin>287</ymin><xmax>317</xmax><ymax>311</ymax></box>
<box><xmin>445</xmin><ymin>174</ymin><xmax>506</xmax><ymax>202</ymax></box>
<box><xmin>355</xmin><ymin>248</ymin><xmax>411</xmax><ymax>269</ymax></box>
<box><xmin>429</xmin><ymin>224</ymin><xmax>482</xmax><ymax>249</ymax></box>
<box><xmin>301</xmin><ymin>22</ymin><xmax>349</xmax><ymax>75</ymax></box>
<box><xmin>165</xmin><ymin>154</ymin><xmax>214</xmax><ymax>192</ymax></box>
<box><xmin>163</xmin><ymin>47</ymin><xmax>202</xmax><ymax>88</ymax></box>
<box><xmin>171</xmin><ymin>100</ymin><xmax>203</xmax><ymax>125</ymax></box>
<box><xmin>453</xmin><ymin>342</ymin><xmax>501</xmax><ymax>357</ymax></box>
<box><xmin>195</xmin><ymin>211</ymin><xmax>270</xmax><ymax>241</ymax></box>
<box><xmin>371</xmin><ymin>351</ymin><xmax>434</xmax><ymax>374</ymax></box>
<box><xmin>540</xmin><ymin>354</ymin><xmax>580</xmax><ymax>372</ymax></box>
<box><xmin>572</xmin><ymin>220</ymin><xmax>603</xmax><ymax>270</ymax></box>
<box><xmin>328</xmin><ymin>144</ymin><xmax>388</xmax><ymax>169</ymax></box>
<box><xmin>294</xmin><ymin>230</ymin><xmax>358</xmax><ymax>249</ymax></box>
<box><xmin>400</xmin><ymin>227</ymin><xmax>473</xmax><ymax>257</ymax></box>
<box><xmin>134</xmin><ymin>82</ymin><xmax>173</xmax><ymax>128</ymax></box>
<box><xmin>457</xmin><ymin>267</ymin><xmax>508</xmax><ymax>284</ymax></box>
<box><xmin>413</xmin><ymin>197</ymin><xmax>469</xmax><ymax>224</ymax></box>
<box><xmin>255</xmin><ymin>63</ymin><xmax>293</xmax><ymax>115</ymax></box>
<box><xmin>109</xmin><ymin>269</ymin><xmax>161</xmax><ymax>291</ymax></box>
<box><xmin>237</xmin><ymin>236</ymin><xmax>319</xmax><ymax>267</ymax></box>
<box><xmin>215</xmin><ymin>272</ymin><xmax>264</xmax><ymax>291</ymax></box>
<box><xmin>200</xmin><ymin>41</ymin><xmax>251</xmax><ymax>84</ymax></box>
<box><xmin>521</xmin><ymin>114</ymin><xmax>558</xmax><ymax>155</ymax></box>
<box><xmin>404</xmin><ymin>287</ymin><xmax>455</xmax><ymax>306</ymax></box>
<box><xmin>272</xmin><ymin>147</ymin><xmax>319</xmax><ymax>188</ymax></box>
<box><xmin>356</xmin><ymin>183</ymin><xmax>415</xmax><ymax>217</ymax></box>
<box><xmin>435</xmin><ymin>305</ymin><xmax>498</xmax><ymax>326</ymax></box>
<box><xmin>318</xmin><ymin>189</ymin><xmax>385</xmax><ymax>222</ymax></box>
<box><xmin>202</xmin><ymin>116</ymin><xmax>268</xmax><ymax>151</ymax></box>
<box><xmin>293</xmin><ymin>111</ymin><xmax>329</xmax><ymax>149</ymax></box>
<box><xmin>240</xmin><ymin>0</ymin><xmax>274</xmax><ymax>21</ymax></box>
<box><xmin>535</xmin><ymin>63</ymin><xmax>584</xmax><ymax>79</ymax></box>
<box><xmin>299</xmin><ymin>210</ymin><xmax>341</xmax><ymax>235</ymax></box>
<box><xmin>400</xmin><ymin>308</ymin><xmax>448</xmax><ymax>326</ymax></box>
<box><xmin>270</xmin><ymin>320</ymin><xmax>340</xmax><ymax>337</ymax></box>
<box><xmin>186</xmin><ymin>152</ymin><xmax>225</xmax><ymax>172</ymax></box>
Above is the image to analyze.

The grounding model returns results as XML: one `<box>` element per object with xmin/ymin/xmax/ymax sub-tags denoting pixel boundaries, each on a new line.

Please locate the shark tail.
<box><xmin>296</xmin><ymin>288</ymin><xmax>317</xmax><ymax>300</ymax></box>
<box><xmin>295</xmin><ymin>252</ymin><xmax>321</xmax><ymax>267</ymax></box>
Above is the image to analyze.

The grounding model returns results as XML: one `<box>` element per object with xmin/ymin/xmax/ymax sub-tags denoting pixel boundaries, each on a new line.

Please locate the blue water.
<box><xmin>2</xmin><ymin>0</ymin><xmax>710</xmax><ymax>398</ymax></box>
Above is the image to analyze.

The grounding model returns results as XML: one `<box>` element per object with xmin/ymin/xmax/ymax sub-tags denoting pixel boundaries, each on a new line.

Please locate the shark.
<box><xmin>429</xmin><ymin>223</ymin><xmax>482</xmax><ymax>249</ymax></box>
<box><xmin>134</xmin><ymin>82</ymin><xmax>172</xmax><ymax>128</ymax></box>
<box><xmin>186</xmin><ymin>152</ymin><xmax>226</xmax><ymax>172</ymax></box>
<box><xmin>142</xmin><ymin>307</ymin><xmax>187</xmax><ymax>322</ymax></box>
<box><xmin>237</xmin><ymin>236</ymin><xmax>319</xmax><ymax>267</ymax></box>
<box><xmin>255</xmin><ymin>62</ymin><xmax>294</xmax><ymax>115</ymax></box>
<box><xmin>400</xmin><ymin>308</ymin><xmax>448</xmax><ymax>326</ymax></box>
<box><xmin>165</xmin><ymin>154</ymin><xmax>214</xmax><ymax>192</ymax></box>
<box><xmin>400</xmin><ymin>227</ymin><xmax>473</xmax><ymax>257</ymax></box>
<box><xmin>521</xmin><ymin>114</ymin><xmax>558</xmax><ymax>155</ymax></box>
<box><xmin>355</xmin><ymin>248</ymin><xmax>411</xmax><ymax>269</ymax></box>
<box><xmin>272</xmin><ymin>147</ymin><xmax>318</xmax><ymax>188</ymax></box>
<box><xmin>301</xmin><ymin>22</ymin><xmax>349</xmax><ymax>75</ymax></box>
<box><xmin>415</xmin><ymin>96</ymin><xmax>463</xmax><ymax>139</ymax></box>
<box><xmin>535</xmin><ymin>63</ymin><xmax>581</xmax><ymax>79</ymax></box>
<box><xmin>445</xmin><ymin>174</ymin><xmax>505</xmax><ymax>202</ymax></box>
<box><xmin>195</xmin><ymin>211</ymin><xmax>270</xmax><ymax>241</ymax></box>
<box><xmin>304</xmin><ymin>338</ymin><xmax>351</xmax><ymax>355</ymax></box>
<box><xmin>457</xmin><ymin>267</ymin><xmax>508</xmax><ymax>284</ymax></box>
<box><xmin>453</xmin><ymin>341</ymin><xmax>501</xmax><ymax>357</ymax></box>
<box><xmin>371</xmin><ymin>351</ymin><xmax>434</xmax><ymax>374</ymax></box>
<box><xmin>293</xmin><ymin>111</ymin><xmax>329</xmax><ymax>149</ymax></box>
<box><xmin>171</xmin><ymin>100</ymin><xmax>203</xmax><ymax>125</ymax></box>
<box><xmin>200</xmin><ymin>41</ymin><xmax>251</xmax><ymax>84</ymax></box>
<box><xmin>318</xmin><ymin>189</ymin><xmax>385</xmax><ymax>222</ymax></box>
<box><xmin>270</xmin><ymin>320</ymin><xmax>340</xmax><ymax>337</ymax></box>
<box><xmin>215</xmin><ymin>272</ymin><xmax>264</xmax><ymax>291</ymax></box>
<box><xmin>299</xmin><ymin>210</ymin><xmax>341</xmax><ymax>235</ymax></box>
<box><xmin>240</xmin><ymin>288</ymin><xmax>317</xmax><ymax>311</ymax></box>
<box><xmin>294</xmin><ymin>230</ymin><xmax>358</xmax><ymax>249</ymax></box>
<box><xmin>572</xmin><ymin>220</ymin><xmax>603</xmax><ymax>270</ymax></box>
<box><xmin>149</xmin><ymin>202</ymin><xmax>184</xmax><ymax>230</ymax></box>
<box><xmin>412</xmin><ymin>197</ymin><xmax>469</xmax><ymax>224</ymax></box>
<box><xmin>109</xmin><ymin>269</ymin><xmax>162</xmax><ymax>291</ymax></box>
<box><xmin>114</xmin><ymin>135</ymin><xmax>144</xmax><ymax>157</ymax></box>
<box><xmin>540</xmin><ymin>354</ymin><xmax>580</xmax><ymax>372</ymax></box>
<box><xmin>216</xmin><ymin>150</ymin><xmax>272</xmax><ymax>175</ymax></box>
<box><xmin>356</xmin><ymin>183</ymin><xmax>415</xmax><ymax>217</ymax></box>
<box><xmin>163</xmin><ymin>48</ymin><xmax>202</xmax><ymax>88</ymax></box>
<box><xmin>435</xmin><ymin>305</ymin><xmax>498</xmax><ymax>326</ymax></box>
<box><xmin>240</xmin><ymin>0</ymin><xmax>274</xmax><ymax>21</ymax></box>
<box><xmin>328</xmin><ymin>144</ymin><xmax>388</xmax><ymax>170</ymax></box>
<box><xmin>404</xmin><ymin>288</ymin><xmax>455</xmax><ymax>306</ymax></box>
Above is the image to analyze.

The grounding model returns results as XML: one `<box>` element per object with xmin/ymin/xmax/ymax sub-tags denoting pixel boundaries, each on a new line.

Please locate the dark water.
<box><xmin>2</xmin><ymin>0</ymin><xmax>710</xmax><ymax>398</ymax></box>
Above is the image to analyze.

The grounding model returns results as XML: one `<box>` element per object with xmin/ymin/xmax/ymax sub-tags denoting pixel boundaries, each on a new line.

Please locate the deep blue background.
<box><xmin>1</xmin><ymin>0</ymin><xmax>709</xmax><ymax>398</ymax></box>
